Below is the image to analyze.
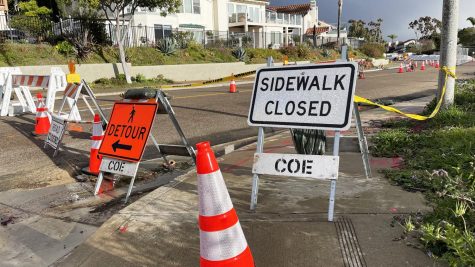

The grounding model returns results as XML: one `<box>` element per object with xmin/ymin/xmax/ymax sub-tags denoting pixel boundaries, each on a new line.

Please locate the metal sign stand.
<box><xmin>250</xmin><ymin>50</ymin><xmax>371</xmax><ymax>222</ymax></box>
<box><xmin>44</xmin><ymin>82</ymin><xmax>108</xmax><ymax>157</ymax></box>
<box><xmin>94</xmin><ymin>90</ymin><xmax>195</xmax><ymax>203</ymax></box>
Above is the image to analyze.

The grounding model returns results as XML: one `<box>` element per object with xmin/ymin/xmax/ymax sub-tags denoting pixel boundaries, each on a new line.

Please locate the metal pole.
<box><xmin>354</xmin><ymin>104</ymin><xmax>372</xmax><ymax>178</ymax></box>
<box><xmin>437</xmin><ymin>0</ymin><xmax>459</xmax><ymax>108</ymax></box>
<box><xmin>250</xmin><ymin>127</ymin><xmax>264</xmax><ymax>210</ymax></box>
<box><xmin>250</xmin><ymin>56</ymin><xmax>273</xmax><ymax>210</ymax></box>
<box><xmin>328</xmin><ymin>131</ymin><xmax>340</xmax><ymax>221</ymax></box>
<box><xmin>94</xmin><ymin>172</ymin><xmax>104</xmax><ymax>195</ymax></box>
<box><xmin>337</xmin><ymin>0</ymin><xmax>342</xmax><ymax>45</ymax></box>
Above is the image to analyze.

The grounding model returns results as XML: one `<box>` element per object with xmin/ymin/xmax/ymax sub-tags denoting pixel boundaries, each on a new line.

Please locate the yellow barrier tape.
<box><xmin>354</xmin><ymin>66</ymin><xmax>457</xmax><ymax>121</ymax></box>
<box><xmin>160</xmin><ymin>70</ymin><xmax>257</xmax><ymax>89</ymax></box>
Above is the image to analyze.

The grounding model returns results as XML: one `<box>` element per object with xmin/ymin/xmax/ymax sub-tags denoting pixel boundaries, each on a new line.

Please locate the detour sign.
<box><xmin>99</xmin><ymin>101</ymin><xmax>158</xmax><ymax>162</ymax></box>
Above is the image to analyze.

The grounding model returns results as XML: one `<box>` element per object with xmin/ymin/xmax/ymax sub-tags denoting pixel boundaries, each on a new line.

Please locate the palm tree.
<box><xmin>387</xmin><ymin>34</ymin><xmax>398</xmax><ymax>43</ymax></box>
<box><xmin>468</xmin><ymin>17</ymin><xmax>475</xmax><ymax>27</ymax></box>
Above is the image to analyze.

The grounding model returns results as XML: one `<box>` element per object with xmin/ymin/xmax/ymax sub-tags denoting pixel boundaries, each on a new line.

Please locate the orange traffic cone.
<box><xmin>406</xmin><ymin>62</ymin><xmax>412</xmax><ymax>72</ymax></box>
<box><xmin>398</xmin><ymin>63</ymin><xmax>404</xmax><ymax>73</ymax></box>
<box><xmin>33</xmin><ymin>93</ymin><xmax>50</xmax><ymax>135</ymax></box>
<box><xmin>421</xmin><ymin>61</ymin><xmax>426</xmax><ymax>71</ymax></box>
<box><xmin>415</xmin><ymin>61</ymin><xmax>418</xmax><ymax>68</ymax></box>
<box><xmin>229</xmin><ymin>78</ymin><xmax>237</xmax><ymax>93</ymax></box>
<box><xmin>196</xmin><ymin>141</ymin><xmax>254</xmax><ymax>267</ymax></box>
<box><xmin>435</xmin><ymin>60</ymin><xmax>440</xmax><ymax>69</ymax></box>
<box><xmin>358</xmin><ymin>69</ymin><xmax>365</xmax><ymax>79</ymax></box>
<box><xmin>82</xmin><ymin>114</ymin><xmax>103</xmax><ymax>175</ymax></box>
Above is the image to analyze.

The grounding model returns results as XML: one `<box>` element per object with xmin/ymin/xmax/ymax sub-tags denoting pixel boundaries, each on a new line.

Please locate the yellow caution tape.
<box><xmin>161</xmin><ymin>70</ymin><xmax>257</xmax><ymax>89</ymax></box>
<box><xmin>354</xmin><ymin>66</ymin><xmax>457</xmax><ymax>121</ymax></box>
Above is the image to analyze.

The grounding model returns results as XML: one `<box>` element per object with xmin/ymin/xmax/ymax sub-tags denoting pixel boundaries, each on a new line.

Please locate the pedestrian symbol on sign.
<box><xmin>128</xmin><ymin>105</ymin><xmax>136</xmax><ymax>123</ymax></box>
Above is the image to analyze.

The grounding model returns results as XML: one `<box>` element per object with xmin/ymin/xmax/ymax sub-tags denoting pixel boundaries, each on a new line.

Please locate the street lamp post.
<box><xmin>337</xmin><ymin>0</ymin><xmax>342</xmax><ymax>45</ymax></box>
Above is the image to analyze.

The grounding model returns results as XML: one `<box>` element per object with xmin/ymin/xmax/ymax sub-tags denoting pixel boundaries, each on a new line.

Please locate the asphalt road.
<box><xmin>1</xmin><ymin>62</ymin><xmax>474</xmax><ymax>191</ymax></box>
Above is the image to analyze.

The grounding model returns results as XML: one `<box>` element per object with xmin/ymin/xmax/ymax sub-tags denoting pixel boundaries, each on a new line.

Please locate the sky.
<box><xmin>270</xmin><ymin>0</ymin><xmax>475</xmax><ymax>41</ymax></box>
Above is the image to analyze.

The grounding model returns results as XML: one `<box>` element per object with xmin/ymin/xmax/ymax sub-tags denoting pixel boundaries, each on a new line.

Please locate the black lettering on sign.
<box><xmin>274</xmin><ymin>101</ymin><xmax>283</xmax><ymax>115</ymax></box>
<box><xmin>260</xmin><ymin>78</ymin><xmax>269</xmax><ymax>91</ymax></box>
<box><xmin>286</xmin><ymin>77</ymin><xmax>296</xmax><ymax>91</ymax></box>
<box><xmin>265</xmin><ymin>101</ymin><xmax>274</xmax><ymax>115</ymax></box>
<box><xmin>334</xmin><ymin>75</ymin><xmax>346</xmax><ymax>90</ymax></box>
<box><xmin>275</xmin><ymin>77</ymin><xmax>285</xmax><ymax>91</ymax></box>
<box><xmin>309</xmin><ymin>101</ymin><xmax>319</xmax><ymax>116</ymax></box>
<box><xmin>297</xmin><ymin>76</ymin><xmax>309</xmax><ymax>91</ymax></box>
<box><xmin>309</xmin><ymin>76</ymin><xmax>320</xmax><ymax>91</ymax></box>
<box><xmin>107</xmin><ymin>124</ymin><xmax>147</xmax><ymax>140</ymax></box>
<box><xmin>275</xmin><ymin>158</ymin><xmax>286</xmax><ymax>173</ymax></box>
<box><xmin>297</xmin><ymin>101</ymin><xmax>307</xmax><ymax>116</ymax></box>
<box><xmin>322</xmin><ymin>75</ymin><xmax>332</xmax><ymax>90</ymax></box>
<box><xmin>285</xmin><ymin>101</ymin><xmax>295</xmax><ymax>115</ymax></box>
<box><xmin>320</xmin><ymin>101</ymin><xmax>332</xmax><ymax>116</ymax></box>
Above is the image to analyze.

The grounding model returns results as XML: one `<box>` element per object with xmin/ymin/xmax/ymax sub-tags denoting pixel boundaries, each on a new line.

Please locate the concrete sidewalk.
<box><xmin>54</xmin><ymin>96</ymin><xmax>444</xmax><ymax>267</ymax></box>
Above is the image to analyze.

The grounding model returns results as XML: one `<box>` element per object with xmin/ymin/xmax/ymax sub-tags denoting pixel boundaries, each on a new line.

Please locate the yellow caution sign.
<box><xmin>66</xmin><ymin>60</ymin><xmax>81</xmax><ymax>83</ymax></box>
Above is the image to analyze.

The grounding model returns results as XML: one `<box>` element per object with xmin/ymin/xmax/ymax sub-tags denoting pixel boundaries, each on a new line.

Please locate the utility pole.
<box><xmin>437</xmin><ymin>0</ymin><xmax>459</xmax><ymax>108</ymax></box>
<box><xmin>337</xmin><ymin>0</ymin><xmax>342</xmax><ymax>45</ymax></box>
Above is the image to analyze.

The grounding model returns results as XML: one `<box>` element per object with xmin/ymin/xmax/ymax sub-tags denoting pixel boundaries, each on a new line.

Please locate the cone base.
<box><xmin>200</xmin><ymin>246</ymin><xmax>254</xmax><ymax>267</ymax></box>
<box><xmin>81</xmin><ymin>167</ymin><xmax>99</xmax><ymax>176</ymax></box>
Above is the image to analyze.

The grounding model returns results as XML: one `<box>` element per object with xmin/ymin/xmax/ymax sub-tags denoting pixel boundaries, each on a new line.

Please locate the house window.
<box><xmin>181</xmin><ymin>0</ymin><xmax>200</xmax><ymax>14</ymax></box>
<box><xmin>154</xmin><ymin>24</ymin><xmax>172</xmax><ymax>41</ymax></box>
<box><xmin>228</xmin><ymin>3</ymin><xmax>236</xmax><ymax>23</ymax></box>
<box><xmin>271</xmin><ymin>31</ymin><xmax>281</xmax><ymax>44</ymax></box>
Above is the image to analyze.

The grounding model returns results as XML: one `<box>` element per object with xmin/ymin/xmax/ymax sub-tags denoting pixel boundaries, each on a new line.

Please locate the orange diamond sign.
<box><xmin>99</xmin><ymin>101</ymin><xmax>158</xmax><ymax>162</ymax></box>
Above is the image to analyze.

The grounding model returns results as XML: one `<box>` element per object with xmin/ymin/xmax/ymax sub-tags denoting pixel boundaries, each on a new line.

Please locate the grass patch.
<box><xmin>372</xmin><ymin>79</ymin><xmax>475</xmax><ymax>265</ymax></box>
<box><xmin>0</xmin><ymin>42</ymin><xmax>348</xmax><ymax>67</ymax></box>
<box><xmin>90</xmin><ymin>74</ymin><xmax>173</xmax><ymax>92</ymax></box>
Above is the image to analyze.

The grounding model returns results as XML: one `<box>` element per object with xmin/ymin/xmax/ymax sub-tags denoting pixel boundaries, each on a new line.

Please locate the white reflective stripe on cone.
<box><xmin>200</xmin><ymin>221</ymin><xmax>248</xmax><ymax>261</ymax></box>
<box><xmin>198</xmin><ymin>170</ymin><xmax>233</xmax><ymax>217</ymax></box>
<box><xmin>38</xmin><ymin>112</ymin><xmax>48</xmax><ymax>118</ymax></box>
<box><xmin>91</xmin><ymin>140</ymin><xmax>102</xmax><ymax>149</ymax></box>
<box><xmin>92</xmin><ymin>124</ymin><xmax>103</xmax><ymax>137</ymax></box>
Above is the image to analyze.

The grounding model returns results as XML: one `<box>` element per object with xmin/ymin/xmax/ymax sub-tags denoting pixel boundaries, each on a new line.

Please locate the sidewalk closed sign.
<box><xmin>98</xmin><ymin>101</ymin><xmax>158</xmax><ymax>162</ymax></box>
<box><xmin>248</xmin><ymin>62</ymin><xmax>357</xmax><ymax>130</ymax></box>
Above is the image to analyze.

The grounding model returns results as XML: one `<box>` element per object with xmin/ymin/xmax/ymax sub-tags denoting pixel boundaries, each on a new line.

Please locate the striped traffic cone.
<box><xmin>435</xmin><ymin>60</ymin><xmax>440</xmax><ymax>69</ymax></box>
<box><xmin>398</xmin><ymin>63</ymin><xmax>404</xmax><ymax>73</ymax></box>
<box><xmin>33</xmin><ymin>93</ymin><xmax>50</xmax><ymax>135</ymax></box>
<box><xmin>196</xmin><ymin>141</ymin><xmax>254</xmax><ymax>267</ymax></box>
<box><xmin>82</xmin><ymin>114</ymin><xmax>103</xmax><ymax>175</ymax></box>
<box><xmin>229</xmin><ymin>78</ymin><xmax>237</xmax><ymax>93</ymax></box>
<box><xmin>415</xmin><ymin>61</ymin><xmax>418</xmax><ymax>68</ymax></box>
<box><xmin>421</xmin><ymin>61</ymin><xmax>426</xmax><ymax>71</ymax></box>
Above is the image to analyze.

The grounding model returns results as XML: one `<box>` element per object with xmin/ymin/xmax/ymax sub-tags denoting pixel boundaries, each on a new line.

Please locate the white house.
<box><xmin>125</xmin><ymin>0</ymin><xmax>320</xmax><ymax>48</ymax></box>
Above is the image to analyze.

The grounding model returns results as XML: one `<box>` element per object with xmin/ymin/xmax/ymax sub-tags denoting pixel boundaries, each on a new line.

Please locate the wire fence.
<box><xmin>0</xmin><ymin>15</ymin><xmax>365</xmax><ymax>50</ymax></box>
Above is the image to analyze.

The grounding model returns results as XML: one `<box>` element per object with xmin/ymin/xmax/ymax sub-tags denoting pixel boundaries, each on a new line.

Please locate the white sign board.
<box><xmin>248</xmin><ymin>62</ymin><xmax>357</xmax><ymax>130</ymax></box>
<box><xmin>100</xmin><ymin>157</ymin><xmax>139</xmax><ymax>177</ymax></box>
<box><xmin>252</xmin><ymin>153</ymin><xmax>339</xmax><ymax>180</ymax></box>
<box><xmin>45</xmin><ymin>115</ymin><xmax>66</xmax><ymax>149</ymax></box>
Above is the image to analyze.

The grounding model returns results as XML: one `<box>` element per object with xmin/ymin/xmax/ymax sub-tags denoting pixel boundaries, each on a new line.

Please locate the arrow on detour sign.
<box><xmin>112</xmin><ymin>140</ymin><xmax>132</xmax><ymax>152</ymax></box>
<box><xmin>99</xmin><ymin>101</ymin><xmax>158</xmax><ymax>162</ymax></box>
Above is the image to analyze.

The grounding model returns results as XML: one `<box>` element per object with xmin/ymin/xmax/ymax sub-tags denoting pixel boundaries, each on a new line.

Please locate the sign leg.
<box><xmin>250</xmin><ymin>127</ymin><xmax>265</xmax><ymax>210</ymax></box>
<box><xmin>328</xmin><ymin>131</ymin><xmax>341</xmax><ymax>222</ymax></box>
<box><xmin>94</xmin><ymin>171</ymin><xmax>104</xmax><ymax>196</ymax></box>
<box><xmin>354</xmin><ymin>105</ymin><xmax>372</xmax><ymax>178</ymax></box>
<box><xmin>125</xmin><ymin>174</ymin><xmax>137</xmax><ymax>203</ymax></box>
<box><xmin>150</xmin><ymin>134</ymin><xmax>170</xmax><ymax>164</ymax></box>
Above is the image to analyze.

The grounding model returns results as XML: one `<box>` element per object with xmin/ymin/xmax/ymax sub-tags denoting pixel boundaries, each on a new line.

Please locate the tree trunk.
<box><xmin>116</xmin><ymin>16</ymin><xmax>132</xmax><ymax>84</ymax></box>
<box><xmin>437</xmin><ymin>0</ymin><xmax>459</xmax><ymax>108</ymax></box>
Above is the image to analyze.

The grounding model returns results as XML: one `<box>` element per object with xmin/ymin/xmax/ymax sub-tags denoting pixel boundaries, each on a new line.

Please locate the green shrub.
<box><xmin>55</xmin><ymin>40</ymin><xmax>75</xmax><ymax>56</ymax></box>
<box><xmin>232</xmin><ymin>47</ymin><xmax>247</xmax><ymax>61</ymax></box>
<box><xmin>171</xmin><ymin>31</ymin><xmax>194</xmax><ymax>49</ymax></box>
<box><xmin>135</xmin><ymin>73</ymin><xmax>146</xmax><ymax>83</ymax></box>
<box><xmin>279</xmin><ymin>45</ymin><xmax>298</xmax><ymax>59</ymax></box>
<box><xmin>296</xmin><ymin>43</ymin><xmax>311</xmax><ymax>58</ymax></box>
<box><xmin>157</xmin><ymin>37</ymin><xmax>177</xmax><ymax>55</ymax></box>
<box><xmin>358</xmin><ymin>43</ymin><xmax>385</xmax><ymax>58</ymax></box>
